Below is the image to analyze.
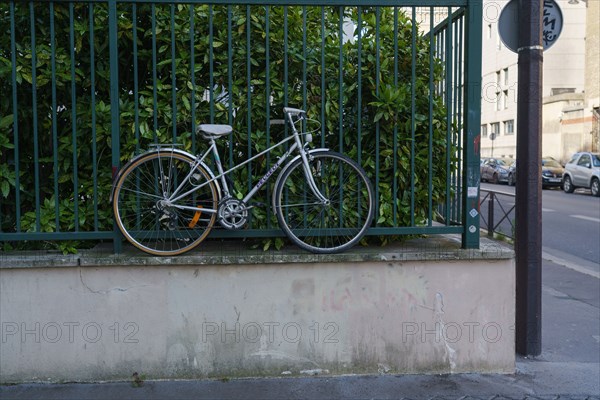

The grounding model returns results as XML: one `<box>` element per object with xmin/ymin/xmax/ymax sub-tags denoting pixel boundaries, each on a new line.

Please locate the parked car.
<box><xmin>507</xmin><ymin>161</ymin><xmax>517</xmax><ymax>186</ymax></box>
<box><xmin>540</xmin><ymin>158</ymin><xmax>564</xmax><ymax>189</ymax></box>
<box><xmin>480</xmin><ymin>157</ymin><xmax>513</xmax><ymax>184</ymax></box>
<box><xmin>562</xmin><ymin>152</ymin><xmax>600</xmax><ymax>197</ymax></box>
<box><xmin>507</xmin><ymin>158</ymin><xmax>564</xmax><ymax>189</ymax></box>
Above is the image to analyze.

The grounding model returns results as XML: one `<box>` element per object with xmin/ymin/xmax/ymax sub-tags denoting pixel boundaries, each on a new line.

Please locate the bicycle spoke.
<box><xmin>278</xmin><ymin>201</ymin><xmax>322</xmax><ymax>208</ymax></box>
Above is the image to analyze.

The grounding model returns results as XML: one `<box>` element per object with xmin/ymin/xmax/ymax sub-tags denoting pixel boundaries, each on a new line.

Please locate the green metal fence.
<box><xmin>0</xmin><ymin>0</ymin><xmax>482</xmax><ymax>252</ymax></box>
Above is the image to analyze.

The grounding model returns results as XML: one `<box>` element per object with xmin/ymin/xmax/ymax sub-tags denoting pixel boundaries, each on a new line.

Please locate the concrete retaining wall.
<box><xmin>0</xmin><ymin>237</ymin><xmax>515</xmax><ymax>383</ymax></box>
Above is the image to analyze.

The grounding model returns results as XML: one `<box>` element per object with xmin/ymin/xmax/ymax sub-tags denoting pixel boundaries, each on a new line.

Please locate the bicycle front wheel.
<box><xmin>113</xmin><ymin>151</ymin><xmax>219</xmax><ymax>256</ymax></box>
<box><xmin>274</xmin><ymin>151</ymin><xmax>374</xmax><ymax>253</ymax></box>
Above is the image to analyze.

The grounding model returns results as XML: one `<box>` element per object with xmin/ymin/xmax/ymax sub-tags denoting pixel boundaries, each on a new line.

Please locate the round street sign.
<box><xmin>498</xmin><ymin>0</ymin><xmax>563</xmax><ymax>53</ymax></box>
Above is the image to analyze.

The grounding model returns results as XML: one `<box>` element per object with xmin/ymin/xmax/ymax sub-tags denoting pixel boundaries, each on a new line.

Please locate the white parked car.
<box><xmin>562</xmin><ymin>152</ymin><xmax>600</xmax><ymax>197</ymax></box>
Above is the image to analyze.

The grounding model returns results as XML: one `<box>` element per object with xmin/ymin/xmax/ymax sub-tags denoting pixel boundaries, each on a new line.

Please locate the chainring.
<box><xmin>218</xmin><ymin>198</ymin><xmax>249</xmax><ymax>230</ymax></box>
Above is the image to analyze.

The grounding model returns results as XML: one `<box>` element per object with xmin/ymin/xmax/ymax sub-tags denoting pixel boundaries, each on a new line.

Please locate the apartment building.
<box><xmin>412</xmin><ymin>1</ymin><xmax>596</xmax><ymax>162</ymax></box>
<box><xmin>481</xmin><ymin>0</ymin><xmax>589</xmax><ymax>161</ymax></box>
<box><xmin>547</xmin><ymin>0</ymin><xmax>600</xmax><ymax>158</ymax></box>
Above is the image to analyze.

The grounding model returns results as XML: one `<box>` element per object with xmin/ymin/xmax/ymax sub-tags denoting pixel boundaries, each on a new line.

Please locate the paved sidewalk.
<box><xmin>1</xmin><ymin>359</ymin><xmax>598</xmax><ymax>400</ymax></box>
<box><xmin>1</xmin><ymin>259</ymin><xmax>598</xmax><ymax>400</ymax></box>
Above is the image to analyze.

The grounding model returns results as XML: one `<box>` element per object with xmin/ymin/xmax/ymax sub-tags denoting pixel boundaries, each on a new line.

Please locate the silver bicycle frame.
<box><xmin>166</xmin><ymin>114</ymin><xmax>327</xmax><ymax>214</ymax></box>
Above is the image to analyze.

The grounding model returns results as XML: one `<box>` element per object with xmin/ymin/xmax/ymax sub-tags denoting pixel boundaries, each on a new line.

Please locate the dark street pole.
<box><xmin>515</xmin><ymin>0</ymin><xmax>543</xmax><ymax>356</ymax></box>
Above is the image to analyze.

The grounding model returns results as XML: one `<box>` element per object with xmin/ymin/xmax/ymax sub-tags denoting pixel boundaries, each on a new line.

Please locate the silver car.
<box><xmin>562</xmin><ymin>152</ymin><xmax>600</xmax><ymax>197</ymax></box>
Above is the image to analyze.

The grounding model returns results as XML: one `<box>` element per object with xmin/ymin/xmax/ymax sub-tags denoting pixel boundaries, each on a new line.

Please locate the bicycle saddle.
<box><xmin>197</xmin><ymin>124</ymin><xmax>233</xmax><ymax>139</ymax></box>
<box><xmin>283</xmin><ymin>107</ymin><xmax>305</xmax><ymax>116</ymax></box>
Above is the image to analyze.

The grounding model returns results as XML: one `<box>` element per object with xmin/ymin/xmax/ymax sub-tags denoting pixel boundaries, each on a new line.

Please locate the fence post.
<box><xmin>461</xmin><ymin>0</ymin><xmax>482</xmax><ymax>249</ymax></box>
<box><xmin>487</xmin><ymin>192</ymin><xmax>494</xmax><ymax>237</ymax></box>
<box><xmin>108</xmin><ymin>0</ymin><xmax>122</xmax><ymax>253</ymax></box>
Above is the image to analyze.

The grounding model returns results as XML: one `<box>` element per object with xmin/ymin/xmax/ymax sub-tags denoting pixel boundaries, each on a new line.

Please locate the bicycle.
<box><xmin>111</xmin><ymin>107</ymin><xmax>375</xmax><ymax>256</ymax></box>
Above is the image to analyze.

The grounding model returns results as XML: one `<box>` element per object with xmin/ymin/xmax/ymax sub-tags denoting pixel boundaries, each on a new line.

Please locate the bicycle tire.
<box><xmin>274</xmin><ymin>151</ymin><xmax>374</xmax><ymax>253</ymax></box>
<box><xmin>113</xmin><ymin>151</ymin><xmax>218</xmax><ymax>256</ymax></box>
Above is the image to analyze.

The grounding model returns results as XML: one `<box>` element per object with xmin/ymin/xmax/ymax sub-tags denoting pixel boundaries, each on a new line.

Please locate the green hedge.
<box><xmin>0</xmin><ymin>3</ymin><xmax>453</xmax><ymax>251</ymax></box>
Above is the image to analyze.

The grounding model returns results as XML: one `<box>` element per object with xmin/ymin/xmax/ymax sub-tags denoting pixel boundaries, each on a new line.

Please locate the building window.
<box><xmin>503</xmin><ymin>90</ymin><xmax>509</xmax><ymax>109</ymax></box>
<box><xmin>504</xmin><ymin>120</ymin><xmax>514</xmax><ymax>135</ymax></box>
<box><xmin>481</xmin><ymin>124</ymin><xmax>488</xmax><ymax>138</ymax></box>
<box><xmin>503</xmin><ymin>68</ymin><xmax>509</xmax><ymax>86</ymax></box>
<box><xmin>496</xmin><ymin>71</ymin><xmax>501</xmax><ymax>86</ymax></box>
<box><xmin>490</xmin><ymin>122</ymin><xmax>500</xmax><ymax>138</ymax></box>
<box><xmin>487</xmin><ymin>24</ymin><xmax>492</xmax><ymax>39</ymax></box>
<box><xmin>496</xmin><ymin>91</ymin><xmax>502</xmax><ymax>111</ymax></box>
<box><xmin>550</xmin><ymin>88</ymin><xmax>576</xmax><ymax>96</ymax></box>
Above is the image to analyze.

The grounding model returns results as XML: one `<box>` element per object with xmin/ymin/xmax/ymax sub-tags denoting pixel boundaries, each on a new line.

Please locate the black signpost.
<box><xmin>498</xmin><ymin>0</ymin><xmax>562</xmax><ymax>356</ymax></box>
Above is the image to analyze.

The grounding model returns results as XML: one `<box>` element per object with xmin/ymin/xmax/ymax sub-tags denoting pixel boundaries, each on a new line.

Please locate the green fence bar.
<box><xmin>133</xmin><ymin>4</ymin><xmax>140</xmax><ymax>152</ymax></box>
<box><xmin>50</xmin><ymin>3</ymin><xmax>60</xmax><ymax>231</ymax></box>
<box><xmin>29</xmin><ymin>2</ymin><xmax>40</xmax><ymax>232</ymax></box>
<box><xmin>462</xmin><ymin>0</ymin><xmax>482</xmax><ymax>248</ymax></box>
<box><xmin>444</xmin><ymin>6</ymin><xmax>452</xmax><ymax>226</ymax></box>
<box><xmin>9</xmin><ymin>1</ymin><xmax>20</xmax><ymax>232</ymax></box>
<box><xmin>132</xmin><ymin>3</ymin><xmax>142</xmax><ymax>230</ymax></box>
<box><xmin>338</xmin><ymin>6</ymin><xmax>343</xmax><ymax>155</ymax></box>
<box><xmin>0</xmin><ymin>1</ymin><xmax>480</xmax><ymax>253</ymax></box>
<box><xmin>190</xmin><ymin>5</ymin><xmax>197</xmax><ymax>154</ymax></box>
<box><xmin>453</xmin><ymin>14</ymin><xmax>463</xmax><ymax>224</ymax></box>
<box><xmin>227</xmin><ymin>5</ymin><xmax>234</xmax><ymax>165</ymax></box>
<box><xmin>246</xmin><ymin>5</ymin><xmax>252</xmax><ymax>196</ymax></box>
<box><xmin>392</xmin><ymin>7</ymin><xmax>398</xmax><ymax>226</ymax></box>
<box><xmin>357</xmin><ymin>7</ymin><xmax>362</xmax><ymax>168</ymax></box>
<box><xmin>54</xmin><ymin>0</ymin><xmax>469</xmax><ymax>4</ymax></box>
<box><xmin>374</xmin><ymin>6</ymin><xmax>380</xmax><ymax>226</ymax></box>
<box><xmin>69</xmin><ymin>3</ymin><xmax>80</xmax><ymax>231</ymax></box>
<box><xmin>451</xmin><ymin>11</ymin><xmax>459</xmax><ymax>223</ymax></box>
<box><xmin>152</xmin><ymin>4</ymin><xmax>158</xmax><ymax>141</ymax></box>
<box><xmin>320</xmin><ymin>7</ymin><xmax>325</xmax><ymax>148</ymax></box>
<box><xmin>209</xmin><ymin>5</ymin><xmax>214</xmax><ymax>123</ymax></box>
<box><xmin>457</xmin><ymin>14</ymin><xmax>464</xmax><ymax>224</ymax></box>
<box><xmin>428</xmin><ymin>7</ymin><xmax>434</xmax><ymax>227</ymax></box>
<box><xmin>108</xmin><ymin>0</ymin><xmax>122</xmax><ymax>251</ymax></box>
<box><xmin>265</xmin><ymin>6</ymin><xmax>271</xmax><ymax>228</ymax></box>
<box><xmin>301</xmin><ymin>6</ymin><xmax>306</xmax><ymax>111</ymax></box>
<box><xmin>410</xmin><ymin>8</ymin><xmax>416</xmax><ymax>227</ymax></box>
<box><xmin>171</xmin><ymin>4</ymin><xmax>177</xmax><ymax>142</ymax></box>
<box><xmin>90</xmin><ymin>3</ymin><xmax>99</xmax><ymax>229</ymax></box>
<box><xmin>337</xmin><ymin>6</ymin><xmax>344</xmax><ymax>225</ymax></box>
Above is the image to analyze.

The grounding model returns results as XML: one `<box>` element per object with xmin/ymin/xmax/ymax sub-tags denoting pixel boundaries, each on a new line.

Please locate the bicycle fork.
<box><xmin>299</xmin><ymin>150</ymin><xmax>330</xmax><ymax>205</ymax></box>
<box><xmin>286</xmin><ymin>113</ymin><xmax>329</xmax><ymax>205</ymax></box>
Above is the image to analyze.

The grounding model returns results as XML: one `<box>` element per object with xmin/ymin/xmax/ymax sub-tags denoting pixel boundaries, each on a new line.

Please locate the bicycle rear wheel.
<box><xmin>274</xmin><ymin>151</ymin><xmax>374</xmax><ymax>253</ymax></box>
<box><xmin>112</xmin><ymin>151</ymin><xmax>218</xmax><ymax>256</ymax></box>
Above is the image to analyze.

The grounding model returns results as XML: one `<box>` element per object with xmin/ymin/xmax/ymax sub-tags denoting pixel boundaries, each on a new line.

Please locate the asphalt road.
<box><xmin>481</xmin><ymin>182</ymin><xmax>600</xmax><ymax>277</ymax></box>
<box><xmin>481</xmin><ymin>182</ymin><xmax>600</xmax><ymax>378</ymax></box>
